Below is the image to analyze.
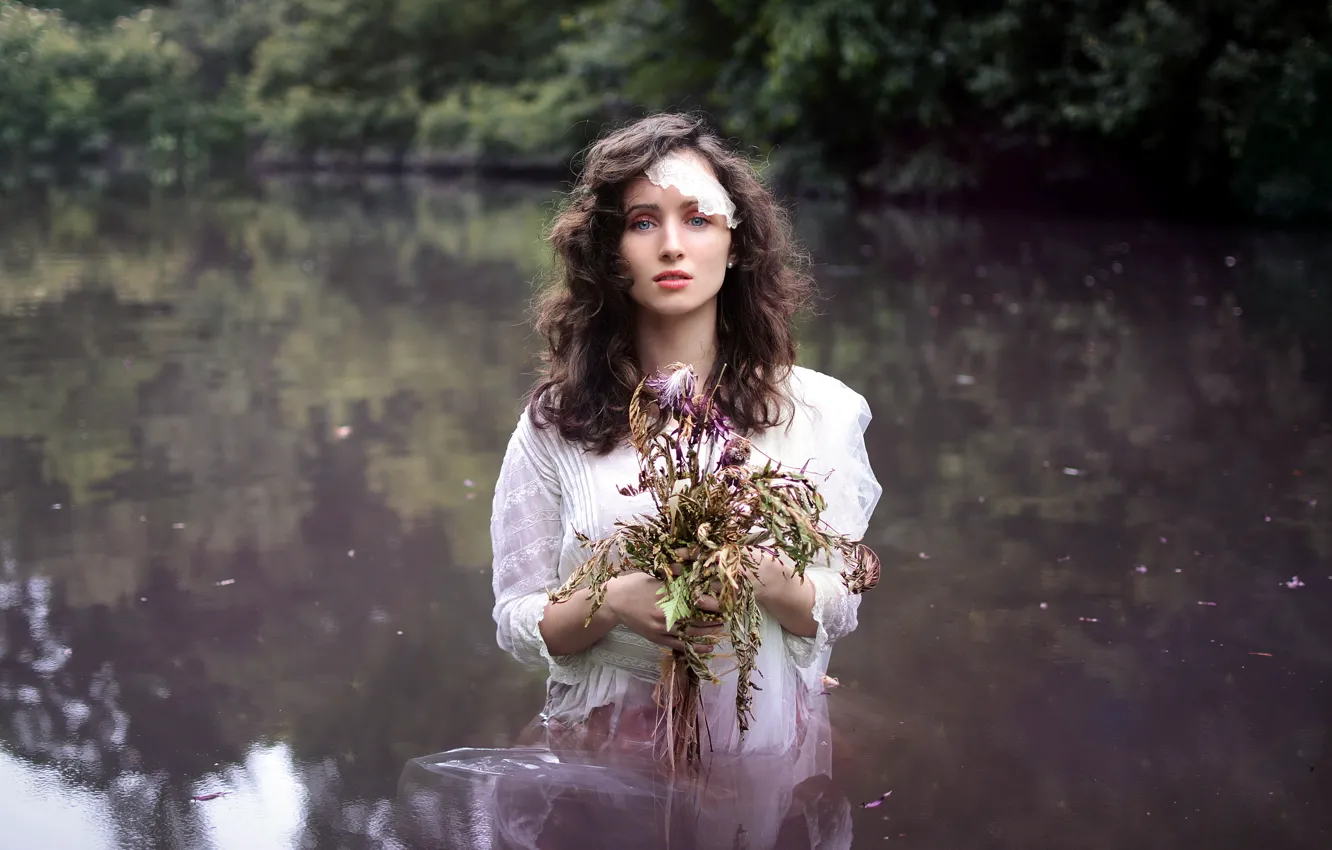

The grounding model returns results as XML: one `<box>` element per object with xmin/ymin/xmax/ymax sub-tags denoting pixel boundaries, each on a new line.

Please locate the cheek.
<box><xmin>619</xmin><ymin>236</ymin><xmax>650</xmax><ymax>276</ymax></box>
<box><xmin>708</xmin><ymin>230</ymin><xmax>733</xmax><ymax>260</ymax></box>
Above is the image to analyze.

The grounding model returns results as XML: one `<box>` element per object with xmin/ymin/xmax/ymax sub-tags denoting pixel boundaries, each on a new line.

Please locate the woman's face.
<box><xmin>618</xmin><ymin>151</ymin><xmax>734</xmax><ymax>321</ymax></box>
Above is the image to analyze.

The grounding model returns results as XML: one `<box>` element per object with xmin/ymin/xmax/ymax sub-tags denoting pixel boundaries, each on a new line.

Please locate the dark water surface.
<box><xmin>1</xmin><ymin>178</ymin><xmax>1329</xmax><ymax>849</ymax></box>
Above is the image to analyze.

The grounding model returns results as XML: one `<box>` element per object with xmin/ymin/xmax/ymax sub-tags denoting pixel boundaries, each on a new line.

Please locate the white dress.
<box><xmin>489</xmin><ymin>365</ymin><xmax>882</xmax><ymax>777</ymax></box>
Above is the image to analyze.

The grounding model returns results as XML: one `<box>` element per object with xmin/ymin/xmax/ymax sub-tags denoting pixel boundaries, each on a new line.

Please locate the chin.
<box><xmin>638</xmin><ymin>299</ymin><xmax>712</xmax><ymax>320</ymax></box>
<box><xmin>632</xmin><ymin>287</ymin><xmax>720</xmax><ymax>318</ymax></box>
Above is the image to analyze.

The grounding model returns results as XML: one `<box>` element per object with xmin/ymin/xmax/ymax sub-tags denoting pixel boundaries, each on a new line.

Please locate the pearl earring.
<box><xmin>726</xmin><ymin>260</ymin><xmax>734</xmax><ymax>268</ymax></box>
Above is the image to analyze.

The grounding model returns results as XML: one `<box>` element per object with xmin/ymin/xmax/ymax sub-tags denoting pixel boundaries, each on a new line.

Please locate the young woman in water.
<box><xmin>488</xmin><ymin>113</ymin><xmax>881</xmax><ymax>774</ymax></box>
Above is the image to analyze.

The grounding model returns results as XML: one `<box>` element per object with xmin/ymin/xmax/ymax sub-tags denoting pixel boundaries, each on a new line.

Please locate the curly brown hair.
<box><xmin>527</xmin><ymin>112</ymin><xmax>815</xmax><ymax>455</ymax></box>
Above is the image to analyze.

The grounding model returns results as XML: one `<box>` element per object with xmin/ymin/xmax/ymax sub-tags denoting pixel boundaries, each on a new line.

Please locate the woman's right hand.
<box><xmin>604</xmin><ymin>572</ymin><xmax>723</xmax><ymax>655</ymax></box>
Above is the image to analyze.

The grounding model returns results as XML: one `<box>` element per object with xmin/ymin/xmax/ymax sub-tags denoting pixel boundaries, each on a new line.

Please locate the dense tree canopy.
<box><xmin>2</xmin><ymin>0</ymin><xmax>1329</xmax><ymax>218</ymax></box>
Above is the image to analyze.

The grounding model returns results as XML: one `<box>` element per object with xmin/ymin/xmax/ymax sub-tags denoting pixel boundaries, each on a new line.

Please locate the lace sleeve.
<box><xmin>490</xmin><ymin>409</ymin><xmax>592</xmax><ymax>685</ymax></box>
<box><xmin>784</xmin><ymin>381</ymin><xmax>883</xmax><ymax>669</ymax></box>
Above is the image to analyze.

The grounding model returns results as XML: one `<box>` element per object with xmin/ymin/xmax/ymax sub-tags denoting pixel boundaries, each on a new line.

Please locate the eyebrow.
<box><xmin>623</xmin><ymin>199</ymin><xmax>700</xmax><ymax>216</ymax></box>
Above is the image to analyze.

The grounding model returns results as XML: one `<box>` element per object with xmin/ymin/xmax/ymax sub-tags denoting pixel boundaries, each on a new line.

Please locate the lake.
<box><xmin>1</xmin><ymin>176</ymin><xmax>1329</xmax><ymax>849</ymax></box>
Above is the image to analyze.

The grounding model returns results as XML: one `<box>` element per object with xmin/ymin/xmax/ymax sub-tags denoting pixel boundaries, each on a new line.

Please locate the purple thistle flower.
<box><xmin>718</xmin><ymin>435</ymin><xmax>750</xmax><ymax>468</ymax></box>
<box><xmin>645</xmin><ymin>364</ymin><xmax>696</xmax><ymax>415</ymax></box>
<box><xmin>702</xmin><ymin>407</ymin><xmax>732</xmax><ymax>441</ymax></box>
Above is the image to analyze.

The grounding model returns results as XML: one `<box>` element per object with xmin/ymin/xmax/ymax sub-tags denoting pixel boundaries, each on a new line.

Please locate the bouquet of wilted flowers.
<box><xmin>549</xmin><ymin>363</ymin><xmax>880</xmax><ymax>768</ymax></box>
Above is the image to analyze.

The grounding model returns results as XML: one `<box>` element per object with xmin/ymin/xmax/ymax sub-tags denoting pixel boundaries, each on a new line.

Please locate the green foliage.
<box><xmin>658</xmin><ymin>578</ymin><xmax>693</xmax><ymax>633</ymax></box>
<box><xmin>244</xmin><ymin>0</ymin><xmax>416</xmax><ymax>158</ymax></box>
<box><xmin>22</xmin><ymin>0</ymin><xmax>142</xmax><ymax>26</ymax></box>
<box><xmin>0</xmin><ymin>4</ymin><xmax>242</xmax><ymax>173</ymax></box>
<box><xmin>416</xmin><ymin>78</ymin><xmax>597</xmax><ymax>160</ymax></box>
<box><xmin>1</xmin><ymin>0</ymin><xmax>1329</xmax><ymax>217</ymax></box>
<box><xmin>397</xmin><ymin>0</ymin><xmax>584</xmax><ymax>95</ymax></box>
<box><xmin>695</xmin><ymin>0</ymin><xmax>1331</xmax><ymax>216</ymax></box>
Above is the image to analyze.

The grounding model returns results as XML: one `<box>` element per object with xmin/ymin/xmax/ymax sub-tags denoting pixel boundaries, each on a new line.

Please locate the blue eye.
<box><xmin>631</xmin><ymin>219</ymin><xmax>654</xmax><ymax>230</ymax></box>
<box><xmin>689</xmin><ymin>216</ymin><xmax>709</xmax><ymax>227</ymax></box>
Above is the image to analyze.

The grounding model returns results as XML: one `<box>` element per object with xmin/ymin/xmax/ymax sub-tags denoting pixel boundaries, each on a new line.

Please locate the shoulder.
<box><xmin>508</xmin><ymin>401</ymin><xmax>576</xmax><ymax>477</ymax></box>
<box><xmin>785</xmin><ymin>366</ymin><xmax>872</xmax><ymax>423</ymax></box>
<box><xmin>754</xmin><ymin>367</ymin><xmax>874</xmax><ymax>473</ymax></box>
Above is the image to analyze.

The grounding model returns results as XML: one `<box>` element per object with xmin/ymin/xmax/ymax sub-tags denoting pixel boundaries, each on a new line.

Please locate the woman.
<box><xmin>490</xmin><ymin>113</ymin><xmax>881</xmax><ymax>775</ymax></box>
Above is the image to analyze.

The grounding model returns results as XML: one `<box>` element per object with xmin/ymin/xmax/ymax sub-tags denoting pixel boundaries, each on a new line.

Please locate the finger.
<box><xmin>685</xmin><ymin>607</ymin><xmax>722</xmax><ymax>622</ymax></box>
<box><xmin>682</xmin><ymin>623</ymin><xmax>724</xmax><ymax>637</ymax></box>
<box><xmin>686</xmin><ymin>633</ymin><xmax>722</xmax><ymax>656</ymax></box>
<box><xmin>694</xmin><ymin>595</ymin><xmax>720</xmax><ymax>613</ymax></box>
<box><xmin>660</xmin><ymin>636</ymin><xmax>690</xmax><ymax>653</ymax></box>
<box><xmin>658</xmin><ymin>628</ymin><xmax>721</xmax><ymax>654</ymax></box>
<box><xmin>671</xmin><ymin>546</ymin><xmax>700</xmax><ymax>566</ymax></box>
<box><xmin>688</xmin><ymin>618</ymin><xmax>722</xmax><ymax>634</ymax></box>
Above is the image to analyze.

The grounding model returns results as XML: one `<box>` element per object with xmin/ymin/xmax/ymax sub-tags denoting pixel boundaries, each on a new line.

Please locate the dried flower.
<box><xmin>551</xmin><ymin>363</ymin><xmax>878</xmax><ymax>769</ymax></box>
<box><xmin>718</xmin><ymin>435</ymin><xmax>751</xmax><ymax>468</ymax></box>
<box><xmin>645</xmin><ymin>363</ymin><xmax>696</xmax><ymax>415</ymax></box>
<box><xmin>698</xmin><ymin>407</ymin><xmax>731</xmax><ymax>444</ymax></box>
<box><xmin>842</xmin><ymin>543</ymin><xmax>881</xmax><ymax>593</ymax></box>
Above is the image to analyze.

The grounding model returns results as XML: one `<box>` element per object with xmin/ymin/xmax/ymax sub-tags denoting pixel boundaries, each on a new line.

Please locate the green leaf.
<box><xmin>658</xmin><ymin>575</ymin><xmax>693</xmax><ymax>632</ymax></box>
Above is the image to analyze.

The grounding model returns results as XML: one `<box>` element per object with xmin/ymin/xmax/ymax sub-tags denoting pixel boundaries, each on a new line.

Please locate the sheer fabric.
<box><xmin>398</xmin><ymin>747</ymin><xmax>854</xmax><ymax>850</ymax></box>
<box><xmin>490</xmin><ymin>366</ymin><xmax>881</xmax><ymax>775</ymax></box>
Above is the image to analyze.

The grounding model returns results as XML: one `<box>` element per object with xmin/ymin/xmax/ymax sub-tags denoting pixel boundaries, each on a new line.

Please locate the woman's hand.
<box><xmin>605</xmin><ymin>563</ymin><xmax>724</xmax><ymax>655</ymax></box>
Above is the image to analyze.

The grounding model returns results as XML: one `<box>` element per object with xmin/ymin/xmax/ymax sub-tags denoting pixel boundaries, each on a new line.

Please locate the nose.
<box><xmin>658</xmin><ymin>219</ymin><xmax>684</xmax><ymax>261</ymax></box>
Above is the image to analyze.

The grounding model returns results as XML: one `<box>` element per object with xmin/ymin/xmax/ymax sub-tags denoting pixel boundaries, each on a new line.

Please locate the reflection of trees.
<box><xmin>0</xmin><ymin>476</ymin><xmax>542</xmax><ymax>844</ymax></box>
<box><xmin>0</xmin><ymin>179</ymin><xmax>553</xmax><ymax>845</ymax></box>
<box><xmin>0</xmin><ymin>179</ymin><xmax>550</xmax><ymax>575</ymax></box>
<box><xmin>224</xmin><ymin>181</ymin><xmax>546</xmax><ymax>563</ymax></box>
<box><xmin>796</xmin><ymin>208</ymin><xmax>1330</xmax><ymax>847</ymax></box>
<box><xmin>0</xmin><ymin>184</ymin><xmax>1327</xmax><ymax>847</ymax></box>
<box><xmin>0</xmin><ymin>543</ymin><xmax>221</xmax><ymax>845</ymax></box>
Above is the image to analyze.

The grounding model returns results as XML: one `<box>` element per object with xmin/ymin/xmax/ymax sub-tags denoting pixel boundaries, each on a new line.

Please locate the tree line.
<box><xmin>1</xmin><ymin>0</ymin><xmax>1329</xmax><ymax>219</ymax></box>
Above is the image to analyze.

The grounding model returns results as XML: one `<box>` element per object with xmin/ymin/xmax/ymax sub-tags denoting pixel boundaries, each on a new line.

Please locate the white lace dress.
<box><xmin>489</xmin><ymin>366</ymin><xmax>882</xmax><ymax>777</ymax></box>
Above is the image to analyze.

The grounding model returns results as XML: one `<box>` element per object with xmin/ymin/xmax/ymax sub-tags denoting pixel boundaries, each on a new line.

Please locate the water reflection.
<box><xmin>2</xmin><ymin>751</ymin><xmax>118</xmax><ymax>849</ymax></box>
<box><xmin>1</xmin><ymin>741</ymin><xmax>337</xmax><ymax>849</ymax></box>
<box><xmin>0</xmin><ymin>178</ymin><xmax>1329</xmax><ymax>848</ymax></box>
<box><xmin>399</xmin><ymin>747</ymin><xmax>852</xmax><ymax>849</ymax></box>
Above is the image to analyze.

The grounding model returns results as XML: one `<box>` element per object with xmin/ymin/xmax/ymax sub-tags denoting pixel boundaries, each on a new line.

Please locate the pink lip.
<box><xmin>654</xmin><ymin>269</ymin><xmax>692</xmax><ymax>290</ymax></box>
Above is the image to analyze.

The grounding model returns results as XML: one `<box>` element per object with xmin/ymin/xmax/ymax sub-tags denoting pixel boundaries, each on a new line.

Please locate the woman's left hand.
<box><xmin>682</xmin><ymin>593</ymin><xmax>725</xmax><ymax>655</ymax></box>
<box><xmin>667</xmin><ymin>546</ymin><xmax>726</xmax><ymax>653</ymax></box>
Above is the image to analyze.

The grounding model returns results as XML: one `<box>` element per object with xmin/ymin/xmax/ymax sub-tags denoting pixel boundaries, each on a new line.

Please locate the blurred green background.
<box><xmin>2</xmin><ymin>0</ymin><xmax>1330</xmax><ymax>218</ymax></box>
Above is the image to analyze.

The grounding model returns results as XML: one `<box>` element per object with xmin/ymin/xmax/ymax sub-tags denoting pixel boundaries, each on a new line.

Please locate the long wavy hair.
<box><xmin>528</xmin><ymin>113</ymin><xmax>814</xmax><ymax>455</ymax></box>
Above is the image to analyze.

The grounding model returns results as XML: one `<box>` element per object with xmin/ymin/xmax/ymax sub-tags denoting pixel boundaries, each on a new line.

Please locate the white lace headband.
<box><xmin>645</xmin><ymin>151</ymin><xmax>740</xmax><ymax>229</ymax></box>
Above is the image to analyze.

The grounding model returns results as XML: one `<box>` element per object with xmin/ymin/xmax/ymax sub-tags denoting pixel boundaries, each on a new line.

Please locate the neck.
<box><xmin>634</xmin><ymin>300</ymin><xmax>720</xmax><ymax>381</ymax></box>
